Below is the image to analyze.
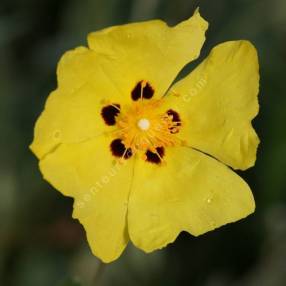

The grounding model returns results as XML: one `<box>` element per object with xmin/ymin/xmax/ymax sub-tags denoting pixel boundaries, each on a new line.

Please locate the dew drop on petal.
<box><xmin>53</xmin><ymin>130</ymin><xmax>61</xmax><ymax>140</ymax></box>
<box><xmin>205</xmin><ymin>193</ymin><xmax>214</xmax><ymax>204</ymax></box>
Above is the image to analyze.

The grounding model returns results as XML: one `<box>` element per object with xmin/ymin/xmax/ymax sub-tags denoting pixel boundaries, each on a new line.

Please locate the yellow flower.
<box><xmin>30</xmin><ymin>9</ymin><xmax>259</xmax><ymax>263</ymax></box>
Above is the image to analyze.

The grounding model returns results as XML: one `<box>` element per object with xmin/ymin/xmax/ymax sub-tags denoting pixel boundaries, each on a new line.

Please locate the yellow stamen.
<box><xmin>114</xmin><ymin>99</ymin><xmax>183</xmax><ymax>160</ymax></box>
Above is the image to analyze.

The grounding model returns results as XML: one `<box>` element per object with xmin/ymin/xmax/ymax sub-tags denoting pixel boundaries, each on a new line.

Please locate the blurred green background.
<box><xmin>1</xmin><ymin>0</ymin><xmax>286</xmax><ymax>285</ymax></box>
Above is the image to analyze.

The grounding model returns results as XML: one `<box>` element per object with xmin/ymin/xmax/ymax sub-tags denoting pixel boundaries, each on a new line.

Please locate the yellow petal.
<box><xmin>39</xmin><ymin>135</ymin><xmax>134</xmax><ymax>263</ymax></box>
<box><xmin>30</xmin><ymin>47</ymin><xmax>125</xmax><ymax>159</ymax></box>
<box><xmin>128</xmin><ymin>146</ymin><xmax>255</xmax><ymax>253</ymax></box>
<box><xmin>31</xmin><ymin>11</ymin><xmax>208</xmax><ymax>160</ymax></box>
<box><xmin>88</xmin><ymin>9</ymin><xmax>208</xmax><ymax>99</ymax></box>
<box><xmin>165</xmin><ymin>41</ymin><xmax>260</xmax><ymax>170</ymax></box>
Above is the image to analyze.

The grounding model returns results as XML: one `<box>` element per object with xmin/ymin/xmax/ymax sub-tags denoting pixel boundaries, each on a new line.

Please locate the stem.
<box><xmin>92</xmin><ymin>260</ymin><xmax>105</xmax><ymax>286</ymax></box>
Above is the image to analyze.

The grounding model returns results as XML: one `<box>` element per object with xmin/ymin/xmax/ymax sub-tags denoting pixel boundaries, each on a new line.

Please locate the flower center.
<box><xmin>101</xmin><ymin>80</ymin><xmax>184</xmax><ymax>164</ymax></box>
<box><xmin>114</xmin><ymin>100</ymin><xmax>183</xmax><ymax>162</ymax></box>
<box><xmin>137</xmin><ymin>118</ymin><xmax>150</xmax><ymax>131</ymax></box>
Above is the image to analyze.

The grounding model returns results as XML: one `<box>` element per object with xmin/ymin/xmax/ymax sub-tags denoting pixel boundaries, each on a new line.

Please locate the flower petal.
<box><xmin>30</xmin><ymin>47</ymin><xmax>125</xmax><ymax>159</ymax></box>
<box><xmin>128</xmin><ymin>146</ymin><xmax>255</xmax><ymax>253</ymax></box>
<box><xmin>87</xmin><ymin>9</ymin><xmax>208</xmax><ymax>99</ymax></box>
<box><xmin>39</xmin><ymin>135</ymin><xmax>134</xmax><ymax>263</ymax></box>
<box><xmin>165</xmin><ymin>41</ymin><xmax>260</xmax><ymax>170</ymax></box>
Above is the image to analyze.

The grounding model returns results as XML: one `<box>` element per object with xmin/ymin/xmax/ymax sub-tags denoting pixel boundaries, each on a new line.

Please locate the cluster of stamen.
<box><xmin>101</xmin><ymin>80</ymin><xmax>184</xmax><ymax>164</ymax></box>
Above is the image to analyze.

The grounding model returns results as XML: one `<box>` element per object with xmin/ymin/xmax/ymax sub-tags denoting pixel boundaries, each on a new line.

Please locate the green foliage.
<box><xmin>0</xmin><ymin>0</ymin><xmax>286</xmax><ymax>285</ymax></box>
<box><xmin>57</xmin><ymin>277</ymin><xmax>82</xmax><ymax>286</ymax></box>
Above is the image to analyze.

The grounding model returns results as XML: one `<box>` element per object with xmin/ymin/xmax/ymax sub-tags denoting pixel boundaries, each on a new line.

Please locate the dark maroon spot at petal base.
<box><xmin>167</xmin><ymin>109</ymin><xmax>181</xmax><ymax>125</ymax></box>
<box><xmin>146</xmin><ymin>147</ymin><xmax>165</xmax><ymax>164</ymax></box>
<box><xmin>110</xmin><ymin>139</ymin><xmax>132</xmax><ymax>159</ymax></box>
<box><xmin>101</xmin><ymin>104</ymin><xmax>120</xmax><ymax>125</ymax></box>
<box><xmin>131</xmin><ymin>81</ymin><xmax>154</xmax><ymax>101</ymax></box>
<box><xmin>167</xmin><ymin>109</ymin><xmax>181</xmax><ymax>134</ymax></box>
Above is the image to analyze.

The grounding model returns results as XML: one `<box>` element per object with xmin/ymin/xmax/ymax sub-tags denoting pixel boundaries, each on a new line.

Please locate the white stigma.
<box><xmin>137</xmin><ymin>118</ymin><xmax>150</xmax><ymax>131</ymax></box>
